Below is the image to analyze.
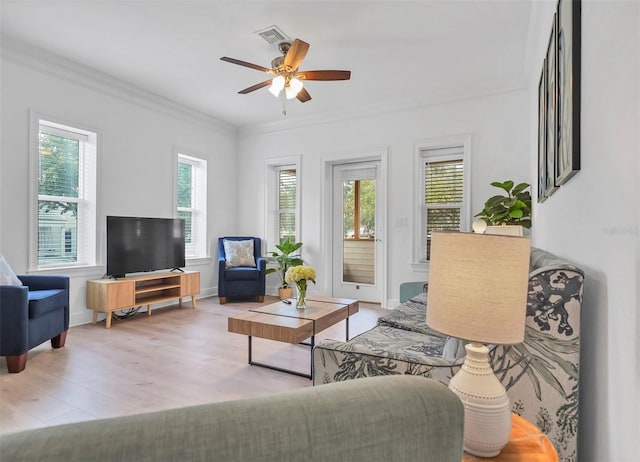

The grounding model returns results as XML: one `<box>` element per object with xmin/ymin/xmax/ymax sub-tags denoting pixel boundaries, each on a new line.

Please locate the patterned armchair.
<box><xmin>217</xmin><ymin>237</ymin><xmax>266</xmax><ymax>304</ymax></box>
<box><xmin>313</xmin><ymin>248</ymin><xmax>584</xmax><ymax>462</ymax></box>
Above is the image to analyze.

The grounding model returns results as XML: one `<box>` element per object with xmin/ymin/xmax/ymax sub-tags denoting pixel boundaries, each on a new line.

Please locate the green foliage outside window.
<box><xmin>38</xmin><ymin>133</ymin><xmax>79</xmax><ymax>216</ymax></box>
<box><xmin>358</xmin><ymin>180</ymin><xmax>375</xmax><ymax>236</ymax></box>
<box><xmin>177</xmin><ymin>162</ymin><xmax>192</xmax><ymax>208</ymax></box>
<box><xmin>343</xmin><ymin>181</ymin><xmax>355</xmax><ymax>237</ymax></box>
<box><xmin>343</xmin><ymin>179</ymin><xmax>376</xmax><ymax>238</ymax></box>
<box><xmin>177</xmin><ymin>162</ymin><xmax>193</xmax><ymax>243</ymax></box>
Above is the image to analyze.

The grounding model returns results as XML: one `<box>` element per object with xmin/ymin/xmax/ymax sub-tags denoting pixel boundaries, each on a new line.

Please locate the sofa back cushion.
<box><xmin>378</xmin><ymin>293</ymin><xmax>443</xmax><ymax>336</ymax></box>
<box><xmin>441</xmin><ymin>337</ymin><xmax>468</xmax><ymax>360</ymax></box>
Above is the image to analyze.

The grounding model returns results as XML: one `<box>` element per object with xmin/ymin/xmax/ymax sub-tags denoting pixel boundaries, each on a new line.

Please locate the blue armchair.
<box><xmin>0</xmin><ymin>275</ymin><xmax>69</xmax><ymax>373</ymax></box>
<box><xmin>218</xmin><ymin>237</ymin><xmax>266</xmax><ymax>304</ymax></box>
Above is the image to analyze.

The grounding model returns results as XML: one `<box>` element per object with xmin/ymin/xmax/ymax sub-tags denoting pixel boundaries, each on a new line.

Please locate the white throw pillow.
<box><xmin>223</xmin><ymin>239</ymin><xmax>256</xmax><ymax>268</ymax></box>
<box><xmin>0</xmin><ymin>254</ymin><xmax>22</xmax><ymax>286</ymax></box>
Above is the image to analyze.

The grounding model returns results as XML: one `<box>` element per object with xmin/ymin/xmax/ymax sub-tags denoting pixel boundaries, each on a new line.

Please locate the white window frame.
<box><xmin>29</xmin><ymin>112</ymin><xmax>98</xmax><ymax>272</ymax></box>
<box><xmin>264</xmin><ymin>156</ymin><xmax>301</xmax><ymax>252</ymax></box>
<box><xmin>413</xmin><ymin>135</ymin><xmax>471</xmax><ymax>269</ymax></box>
<box><xmin>175</xmin><ymin>151</ymin><xmax>208</xmax><ymax>259</ymax></box>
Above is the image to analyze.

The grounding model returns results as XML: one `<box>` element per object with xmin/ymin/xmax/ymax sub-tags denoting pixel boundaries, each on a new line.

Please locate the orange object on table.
<box><xmin>463</xmin><ymin>414</ymin><xmax>559</xmax><ymax>462</ymax></box>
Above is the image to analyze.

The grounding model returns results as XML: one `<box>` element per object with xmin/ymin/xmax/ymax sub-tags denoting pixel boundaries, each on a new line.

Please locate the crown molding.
<box><xmin>0</xmin><ymin>36</ymin><xmax>235</xmax><ymax>136</ymax></box>
<box><xmin>237</xmin><ymin>78</ymin><xmax>528</xmax><ymax>137</ymax></box>
<box><xmin>1</xmin><ymin>35</ymin><xmax>528</xmax><ymax>139</ymax></box>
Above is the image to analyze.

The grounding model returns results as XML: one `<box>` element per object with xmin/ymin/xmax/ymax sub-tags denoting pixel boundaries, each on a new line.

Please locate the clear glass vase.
<box><xmin>295</xmin><ymin>281</ymin><xmax>307</xmax><ymax>309</ymax></box>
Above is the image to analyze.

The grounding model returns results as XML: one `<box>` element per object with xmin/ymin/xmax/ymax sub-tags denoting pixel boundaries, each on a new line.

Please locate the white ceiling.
<box><xmin>0</xmin><ymin>1</ymin><xmax>533</xmax><ymax>128</ymax></box>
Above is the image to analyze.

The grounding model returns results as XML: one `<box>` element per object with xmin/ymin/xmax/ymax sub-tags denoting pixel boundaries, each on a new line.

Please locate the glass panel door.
<box><xmin>332</xmin><ymin>162</ymin><xmax>381</xmax><ymax>302</ymax></box>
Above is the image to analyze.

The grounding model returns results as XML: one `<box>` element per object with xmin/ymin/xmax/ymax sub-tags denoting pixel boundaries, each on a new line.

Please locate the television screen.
<box><xmin>106</xmin><ymin>216</ymin><xmax>185</xmax><ymax>278</ymax></box>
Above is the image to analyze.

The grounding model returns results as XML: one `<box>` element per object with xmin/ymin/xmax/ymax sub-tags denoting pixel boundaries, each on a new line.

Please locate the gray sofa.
<box><xmin>0</xmin><ymin>375</ymin><xmax>464</xmax><ymax>462</ymax></box>
<box><xmin>314</xmin><ymin>248</ymin><xmax>584</xmax><ymax>462</ymax></box>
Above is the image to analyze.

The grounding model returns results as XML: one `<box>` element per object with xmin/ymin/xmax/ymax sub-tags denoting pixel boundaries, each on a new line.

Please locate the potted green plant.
<box><xmin>265</xmin><ymin>236</ymin><xmax>303</xmax><ymax>299</ymax></box>
<box><xmin>474</xmin><ymin>180</ymin><xmax>532</xmax><ymax>230</ymax></box>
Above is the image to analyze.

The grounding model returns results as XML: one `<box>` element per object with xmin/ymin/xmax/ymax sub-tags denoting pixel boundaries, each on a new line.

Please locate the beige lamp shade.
<box><xmin>426</xmin><ymin>231</ymin><xmax>531</xmax><ymax>345</ymax></box>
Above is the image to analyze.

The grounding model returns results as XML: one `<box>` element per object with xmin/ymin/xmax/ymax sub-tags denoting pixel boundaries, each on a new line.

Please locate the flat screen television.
<box><xmin>106</xmin><ymin>216</ymin><xmax>185</xmax><ymax>278</ymax></box>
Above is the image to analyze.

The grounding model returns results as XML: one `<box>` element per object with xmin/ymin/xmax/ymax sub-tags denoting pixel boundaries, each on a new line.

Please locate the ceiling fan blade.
<box><xmin>283</xmin><ymin>39</ymin><xmax>310</xmax><ymax>71</ymax></box>
<box><xmin>238</xmin><ymin>80</ymin><xmax>272</xmax><ymax>94</ymax></box>
<box><xmin>297</xmin><ymin>70</ymin><xmax>351</xmax><ymax>81</ymax></box>
<box><xmin>296</xmin><ymin>87</ymin><xmax>312</xmax><ymax>103</ymax></box>
<box><xmin>220</xmin><ymin>57</ymin><xmax>271</xmax><ymax>73</ymax></box>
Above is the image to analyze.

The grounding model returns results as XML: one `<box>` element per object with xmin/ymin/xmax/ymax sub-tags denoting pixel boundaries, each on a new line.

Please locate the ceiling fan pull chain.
<box><xmin>282</xmin><ymin>92</ymin><xmax>287</xmax><ymax>116</ymax></box>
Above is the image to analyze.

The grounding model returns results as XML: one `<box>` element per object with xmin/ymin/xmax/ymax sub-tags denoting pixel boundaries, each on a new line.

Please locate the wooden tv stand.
<box><xmin>86</xmin><ymin>271</ymin><xmax>200</xmax><ymax>328</ymax></box>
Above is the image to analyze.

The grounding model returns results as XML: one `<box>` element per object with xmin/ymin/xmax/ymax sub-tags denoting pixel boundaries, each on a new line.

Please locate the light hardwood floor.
<box><xmin>0</xmin><ymin>296</ymin><xmax>385</xmax><ymax>435</ymax></box>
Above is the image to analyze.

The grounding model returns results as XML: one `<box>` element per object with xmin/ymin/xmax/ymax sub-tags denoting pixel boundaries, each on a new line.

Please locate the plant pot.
<box><xmin>485</xmin><ymin>225</ymin><xmax>524</xmax><ymax>236</ymax></box>
<box><xmin>278</xmin><ymin>287</ymin><xmax>293</xmax><ymax>300</ymax></box>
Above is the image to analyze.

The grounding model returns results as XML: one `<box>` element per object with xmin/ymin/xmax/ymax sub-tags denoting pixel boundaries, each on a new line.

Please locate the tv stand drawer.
<box><xmin>86</xmin><ymin>279</ymin><xmax>135</xmax><ymax>311</ymax></box>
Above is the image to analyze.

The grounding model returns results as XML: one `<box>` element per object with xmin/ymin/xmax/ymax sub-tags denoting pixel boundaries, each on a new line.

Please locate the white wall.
<box><xmin>529</xmin><ymin>2</ymin><xmax>639</xmax><ymax>461</ymax></box>
<box><xmin>0</xmin><ymin>40</ymin><xmax>237</xmax><ymax>326</ymax></box>
<box><xmin>237</xmin><ymin>88</ymin><xmax>529</xmax><ymax>305</ymax></box>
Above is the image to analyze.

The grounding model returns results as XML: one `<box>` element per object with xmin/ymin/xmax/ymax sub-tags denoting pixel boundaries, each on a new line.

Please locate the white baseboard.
<box><xmin>70</xmin><ymin>288</ymin><xmax>216</xmax><ymax>327</ymax></box>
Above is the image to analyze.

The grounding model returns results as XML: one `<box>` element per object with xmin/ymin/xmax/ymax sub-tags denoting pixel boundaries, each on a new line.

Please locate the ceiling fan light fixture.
<box><xmin>221</xmin><ymin>38</ymin><xmax>350</xmax><ymax>109</ymax></box>
<box><xmin>285</xmin><ymin>78</ymin><xmax>304</xmax><ymax>99</ymax></box>
<box><xmin>269</xmin><ymin>75</ymin><xmax>285</xmax><ymax>97</ymax></box>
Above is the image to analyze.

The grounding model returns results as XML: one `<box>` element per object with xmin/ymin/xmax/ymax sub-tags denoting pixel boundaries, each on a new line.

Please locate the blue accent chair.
<box><xmin>0</xmin><ymin>275</ymin><xmax>70</xmax><ymax>373</ymax></box>
<box><xmin>218</xmin><ymin>237</ymin><xmax>266</xmax><ymax>304</ymax></box>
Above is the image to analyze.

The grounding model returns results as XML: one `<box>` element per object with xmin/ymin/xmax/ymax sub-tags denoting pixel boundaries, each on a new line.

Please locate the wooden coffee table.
<box><xmin>228</xmin><ymin>296</ymin><xmax>359</xmax><ymax>379</ymax></box>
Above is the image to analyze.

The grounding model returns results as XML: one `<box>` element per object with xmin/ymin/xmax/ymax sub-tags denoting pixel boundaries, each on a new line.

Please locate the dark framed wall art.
<box><xmin>537</xmin><ymin>60</ymin><xmax>547</xmax><ymax>203</ymax></box>
<box><xmin>537</xmin><ymin>0</ymin><xmax>581</xmax><ymax>203</ymax></box>
<box><xmin>544</xmin><ymin>13</ymin><xmax>559</xmax><ymax>199</ymax></box>
<box><xmin>556</xmin><ymin>0</ymin><xmax>581</xmax><ymax>185</ymax></box>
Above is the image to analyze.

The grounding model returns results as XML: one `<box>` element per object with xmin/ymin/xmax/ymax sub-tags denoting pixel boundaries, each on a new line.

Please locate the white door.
<box><xmin>331</xmin><ymin>161</ymin><xmax>382</xmax><ymax>302</ymax></box>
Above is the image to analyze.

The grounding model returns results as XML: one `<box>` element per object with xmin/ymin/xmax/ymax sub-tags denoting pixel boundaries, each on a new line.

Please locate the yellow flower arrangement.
<box><xmin>285</xmin><ymin>265</ymin><xmax>316</xmax><ymax>309</ymax></box>
<box><xmin>285</xmin><ymin>265</ymin><xmax>316</xmax><ymax>284</ymax></box>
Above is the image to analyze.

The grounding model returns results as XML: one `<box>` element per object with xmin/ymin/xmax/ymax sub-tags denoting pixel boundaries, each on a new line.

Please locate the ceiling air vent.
<box><xmin>255</xmin><ymin>25</ymin><xmax>290</xmax><ymax>45</ymax></box>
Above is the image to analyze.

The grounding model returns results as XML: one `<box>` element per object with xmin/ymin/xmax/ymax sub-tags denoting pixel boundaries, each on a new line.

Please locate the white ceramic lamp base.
<box><xmin>448</xmin><ymin>342</ymin><xmax>511</xmax><ymax>458</ymax></box>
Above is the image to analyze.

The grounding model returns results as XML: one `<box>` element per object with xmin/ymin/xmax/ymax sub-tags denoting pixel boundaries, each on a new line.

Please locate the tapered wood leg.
<box><xmin>219</xmin><ymin>297</ymin><xmax>226</xmax><ymax>304</ymax></box>
<box><xmin>92</xmin><ymin>310</ymin><xmax>98</xmax><ymax>324</ymax></box>
<box><xmin>51</xmin><ymin>330</ymin><xmax>67</xmax><ymax>348</ymax></box>
<box><xmin>257</xmin><ymin>295</ymin><xmax>264</xmax><ymax>303</ymax></box>
<box><xmin>191</xmin><ymin>295</ymin><xmax>197</xmax><ymax>308</ymax></box>
<box><xmin>6</xmin><ymin>353</ymin><xmax>27</xmax><ymax>373</ymax></box>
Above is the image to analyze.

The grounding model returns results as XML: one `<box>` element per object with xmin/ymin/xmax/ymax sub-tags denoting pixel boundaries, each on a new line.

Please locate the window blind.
<box><xmin>423</xmin><ymin>158</ymin><xmax>464</xmax><ymax>260</ymax></box>
<box><xmin>278</xmin><ymin>169</ymin><xmax>296</xmax><ymax>210</ymax></box>
<box><xmin>278</xmin><ymin>168</ymin><xmax>296</xmax><ymax>241</ymax></box>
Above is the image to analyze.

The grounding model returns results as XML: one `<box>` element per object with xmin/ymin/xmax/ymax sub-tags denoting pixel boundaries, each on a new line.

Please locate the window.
<box><xmin>277</xmin><ymin>167</ymin><xmax>297</xmax><ymax>242</ymax></box>
<box><xmin>33</xmin><ymin>118</ymin><xmax>97</xmax><ymax>269</ymax></box>
<box><xmin>265</xmin><ymin>158</ymin><xmax>300</xmax><ymax>249</ymax></box>
<box><xmin>415</xmin><ymin>140</ymin><xmax>469</xmax><ymax>265</ymax></box>
<box><xmin>176</xmin><ymin>153</ymin><xmax>207</xmax><ymax>259</ymax></box>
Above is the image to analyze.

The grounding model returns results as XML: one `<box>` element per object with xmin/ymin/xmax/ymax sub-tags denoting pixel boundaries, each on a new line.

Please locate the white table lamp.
<box><xmin>426</xmin><ymin>231</ymin><xmax>530</xmax><ymax>457</ymax></box>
